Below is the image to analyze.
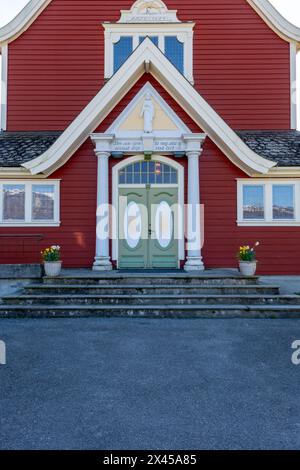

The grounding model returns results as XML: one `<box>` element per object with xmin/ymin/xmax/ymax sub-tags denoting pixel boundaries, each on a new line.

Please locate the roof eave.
<box><xmin>0</xmin><ymin>0</ymin><xmax>52</xmax><ymax>47</ymax></box>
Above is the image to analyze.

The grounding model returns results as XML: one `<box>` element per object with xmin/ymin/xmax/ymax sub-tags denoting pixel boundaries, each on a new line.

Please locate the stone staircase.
<box><xmin>1</xmin><ymin>271</ymin><xmax>300</xmax><ymax>318</ymax></box>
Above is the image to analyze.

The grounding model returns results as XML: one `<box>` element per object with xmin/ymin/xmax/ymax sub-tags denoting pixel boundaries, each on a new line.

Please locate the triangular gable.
<box><xmin>107</xmin><ymin>82</ymin><xmax>191</xmax><ymax>138</ymax></box>
<box><xmin>22</xmin><ymin>38</ymin><xmax>276</xmax><ymax>176</ymax></box>
<box><xmin>1</xmin><ymin>1</ymin><xmax>300</xmax><ymax>48</ymax></box>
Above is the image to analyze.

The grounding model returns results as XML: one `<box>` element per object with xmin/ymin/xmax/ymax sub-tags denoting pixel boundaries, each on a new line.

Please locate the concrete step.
<box><xmin>1</xmin><ymin>304</ymin><xmax>300</xmax><ymax>319</ymax></box>
<box><xmin>2</xmin><ymin>294</ymin><xmax>299</xmax><ymax>306</ymax></box>
<box><xmin>23</xmin><ymin>284</ymin><xmax>280</xmax><ymax>296</ymax></box>
<box><xmin>42</xmin><ymin>274</ymin><xmax>259</xmax><ymax>286</ymax></box>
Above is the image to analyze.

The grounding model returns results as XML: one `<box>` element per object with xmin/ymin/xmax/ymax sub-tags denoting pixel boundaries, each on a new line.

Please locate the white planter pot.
<box><xmin>239</xmin><ymin>261</ymin><xmax>257</xmax><ymax>276</ymax></box>
<box><xmin>44</xmin><ymin>261</ymin><xmax>62</xmax><ymax>277</ymax></box>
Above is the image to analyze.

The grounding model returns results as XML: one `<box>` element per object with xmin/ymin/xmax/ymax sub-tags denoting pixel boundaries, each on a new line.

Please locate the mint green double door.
<box><xmin>119</xmin><ymin>186</ymin><xmax>178</xmax><ymax>269</ymax></box>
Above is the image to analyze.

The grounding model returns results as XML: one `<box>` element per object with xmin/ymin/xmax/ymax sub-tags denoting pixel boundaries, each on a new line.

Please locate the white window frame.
<box><xmin>237</xmin><ymin>179</ymin><xmax>300</xmax><ymax>226</ymax></box>
<box><xmin>0</xmin><ymin>180</ymin><xmax>60</xmax><ymax>227</ymax></box>
<box><xmin>103</xmin><ymin>24</ymin><xmax>194</xmax><ymax>83</ymax></box>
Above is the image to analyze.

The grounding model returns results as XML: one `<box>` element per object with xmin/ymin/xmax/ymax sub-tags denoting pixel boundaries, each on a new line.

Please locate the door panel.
<box><xmin>118</xmin><ymin>186</ymin><xmax>178</xmax><ymax>269</ymax></box>
<box><xmin>149</xmin><ymin>188</ymin><xmax>178</xmax><ymax>269</ymax></box>
<box><xmin>118</xmin><ymin>188</ymin><xmax>148</xmax><ymax>269</ymax></box>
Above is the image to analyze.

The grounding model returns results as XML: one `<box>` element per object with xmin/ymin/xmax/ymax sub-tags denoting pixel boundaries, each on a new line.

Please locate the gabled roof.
<box><xmin>237</xmin><ymin>131</ymin><xmax>300</xmax><ymax>167</ymax></box>
<box><xmin>0</xmin><ymin>131</ymin><xmax>61</xmax><ymax>167</ymax></box>
<box><xmin>0</xmin><ymin>0</ymin><xmax>300</xmax><ymax>48</ymax></box>
<box><xmin>19</xmin><ymin>39</ymin><xmax>276</xmax><ymax>176</ymax></box>
<box><xmin>2</xmin><ymin>130</ymin><xmax>300</xmax><ymax>169</ymax></box>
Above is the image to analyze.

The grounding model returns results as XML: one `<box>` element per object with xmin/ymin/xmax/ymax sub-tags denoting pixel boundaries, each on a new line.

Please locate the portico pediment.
<box><xmin>91</xmin><ymin>83</ymin><xmax>206</xmax><ymax>156</ymax></box>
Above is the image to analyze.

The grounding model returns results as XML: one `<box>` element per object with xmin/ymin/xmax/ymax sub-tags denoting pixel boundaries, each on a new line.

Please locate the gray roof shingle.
<box><xmin>0</xmin><ymin>132</ymin><xmax>62</xmax><ymax>167</ymax></box>
<box><xmin>237</xmin><ymin>130</ymin><xmax>300</xmax><ymax>167</ymax></box>
<box><xmin>1</xmin><ymin>130</ymin><xmax>300</xmax><ymax>168</ymax></box>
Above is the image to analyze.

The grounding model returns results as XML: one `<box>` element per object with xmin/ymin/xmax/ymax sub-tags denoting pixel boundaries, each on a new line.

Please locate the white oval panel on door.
<box><xmin>155</xmin><ymin>201</ymin><xmax>173</xmax><ymax>249</ymax></box>
<box><xmin>124</xmin><ymin>201</ymin><xmax>142</xmax><ymax>249</ymax></box>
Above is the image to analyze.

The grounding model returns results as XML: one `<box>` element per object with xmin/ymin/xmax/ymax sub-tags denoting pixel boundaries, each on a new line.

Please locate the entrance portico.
<box><xmin>91</xmin><ymin>82</ymin><xmax>206</xmax><ymax>271</ymax></box>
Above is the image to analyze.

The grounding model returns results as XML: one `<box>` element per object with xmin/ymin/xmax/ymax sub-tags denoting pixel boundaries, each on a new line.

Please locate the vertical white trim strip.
<box><xmin>265</xmin><ymin>182</ymin><xmax>273</xmax><ymax>222</ymax></box>
<box><xmin>1</xmin><ymin>44</ymin><xmax>8</xmax><ymax>131</ymax></box>
<box><xmin>0</xmin><ymin>183</ymin><xmax>2</xmax><ymax>222</ymax></box>
<box><xmin>290</xmin><ymin>42</ymin><xmax>297</xmax><ymax>130</ymax></box>
<box><xmin>25</xmin><ymin>183</ymin><xmax>31</xmax><ymax>222</ymax></box>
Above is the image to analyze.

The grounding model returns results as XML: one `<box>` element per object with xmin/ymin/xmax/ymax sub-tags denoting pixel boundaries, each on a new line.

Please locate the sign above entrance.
<box><xmin>91</xmin><ymin>134</ymin><xmax>205</xmax><ymax>156</ymax></box>
<box><xmin>111</xmin><ymin>137</ymin><xmax>185</xmax><ymax>154</ymax></box>
<box><xmin>118</xmin><ymin>0</ymin><xmax>180</xmax><ymax>24</ymax></box>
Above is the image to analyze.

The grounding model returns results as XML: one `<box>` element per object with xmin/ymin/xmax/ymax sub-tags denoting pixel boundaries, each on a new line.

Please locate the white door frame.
<box><xmin>112</xmin><ymin>154</ymin><xmax>185</xmax><ymax>267</ymax></box>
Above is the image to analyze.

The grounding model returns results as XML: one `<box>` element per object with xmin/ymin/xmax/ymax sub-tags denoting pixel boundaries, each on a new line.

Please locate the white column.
<box><xmin>184</xmin><ymin>149</ymin><xmax>205</xmax><ymax>272</ymax></box>
<box><xmin>93</xmin><ymin>151</ymin><xmax>112</xmax><ymax>271</ymax></box>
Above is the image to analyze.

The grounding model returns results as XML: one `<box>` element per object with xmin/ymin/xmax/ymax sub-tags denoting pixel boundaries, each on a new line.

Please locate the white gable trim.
<box><xmin>22</xmin><ymin>39</ymin><xmax>275</xmax><ymax>176</ymax></box>
<box><xmin>106</xmin><ymin>82</ymin><xmax>191</xmax><ymax>138</ymax></box>
<box><xmin>1</xmin><ymin>1</ymin><xmax>300</xmax><ymax>48</ymax></box>
<box><xmin>247</xmin><ymin>0</ymin><xmax>300</xmax><ymax>47</ymax></box>
<box><xmin>0</xmin><ymin>0</ymin><xmax>52</xmax><ymax>46</ymax></box>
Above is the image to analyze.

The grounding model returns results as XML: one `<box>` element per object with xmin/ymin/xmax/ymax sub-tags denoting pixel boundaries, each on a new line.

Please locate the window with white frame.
<box><xmin>103</xmin><ymin>0</ymin><xmax>194</xmax><ymax>83</ymax></box>
<box><xmin>0</xmin><ymin>181</ymin><xmax>60</xmax><ymax>226</ymax></box>
<box><xmin>237</xmin><ymin>180</ymin><xmax>300</xmax><ymax>225</ymax></box>
<box><xmin>110</xmin><ymin>33</ymin><xmax>186</xmax><ymax>75</ymax></box>
<box><xmin>104</xmin><ymin>23</ymin><xmax>194</xmax><ymax>83</ymax></box>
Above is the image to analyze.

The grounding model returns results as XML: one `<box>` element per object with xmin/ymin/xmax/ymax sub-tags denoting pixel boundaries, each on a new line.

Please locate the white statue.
<box><xmin>140</xmin><ymin>93</ymin><xmax>155</xmax><ymax>133</ymax></box>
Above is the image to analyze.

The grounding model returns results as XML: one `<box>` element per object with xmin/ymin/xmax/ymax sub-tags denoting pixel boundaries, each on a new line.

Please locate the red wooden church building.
<box><xmin>0</xmin><ymin>0</ymin><xmax>300</xmax><ymax>274</ymax></box>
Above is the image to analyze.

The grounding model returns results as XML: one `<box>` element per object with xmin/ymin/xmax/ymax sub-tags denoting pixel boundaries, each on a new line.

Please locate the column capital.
<box><xmin>186</xmin><ymin>149</ymin><xmax>203</xmax><ymax>159</ymax></box>
<box><xmin>183</xmin><ymin>133</ymin><xmax>206</xmax><ymax>156</ymax></box>
<box><xmin>94</xmin><ymin>150</ymin><xmax>111</xmax><ymax>160</ymax></box>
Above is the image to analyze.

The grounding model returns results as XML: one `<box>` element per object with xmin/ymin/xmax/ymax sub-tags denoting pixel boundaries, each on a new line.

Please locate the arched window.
<box><xmin>119</xmin><ymin>161</ymin><xmax>178</xmax><ymax>185</ymax></box>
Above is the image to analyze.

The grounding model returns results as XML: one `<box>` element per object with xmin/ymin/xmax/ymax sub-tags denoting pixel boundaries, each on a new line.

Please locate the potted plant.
<box><xmin>237</xmin><ymin>242</ymin><xmax>259</xmax><ymax>276</ymax></box>
<box><xmin>41</xmin><ymin>245</ymin><xmax>62</xmax><ymax>277</ymax></box>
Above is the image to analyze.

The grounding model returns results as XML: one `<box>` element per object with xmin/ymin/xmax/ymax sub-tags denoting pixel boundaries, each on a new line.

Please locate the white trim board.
<box><xmin>0</xmin><ymin>44</ymin><xmax>8</xmax><ymax>131</ymax></box>
<box><xmin>21</xmin><ymin>39</ymin><xmax>275</xmax><ymax>177</ymax></box>
<box><xmin>290</xmin><ymin>42</ymin><xmax>297</xmax><ymax>130</ymax></box>
<box><xmin>1</xmin><ymin>1</ymin><xmax>300</xmax><ymax>48</ymax></box>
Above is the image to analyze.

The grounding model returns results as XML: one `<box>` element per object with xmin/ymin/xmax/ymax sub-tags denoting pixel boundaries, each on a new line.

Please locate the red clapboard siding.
<box><xmin>1</xmin><ymin>78</ymin><xmax>300</xmax><ymax>273</ymax></box>
<box><xmin>7</xmin><ymin>0</ymin><xmax>291</xmax><ymax>131</ymax></box>
<box><xmin>0</xmin><ymin>139</ymin><xmax>98</xmax><ymax>268</ymax></box>
<box><xmin>201</xmin><ymin>139</ymin><xmax>300</xmax><ymax>275</ymax></box>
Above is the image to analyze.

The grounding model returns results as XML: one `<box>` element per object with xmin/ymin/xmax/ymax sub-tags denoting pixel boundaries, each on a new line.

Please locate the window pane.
<box><xmin>139</xmin><ymin>36</ymin><xmax>158</xmax><ymax>47</ymax></box>
<box><xmin>243</xmin><ymin>185</ymin><xmax>264</xmax><ymax>219</ymax></box>
<box><xmin>3</xmin><ymin>184</ymin><xmax>25</xmax><ymax>221</ymax></box>
<box><xmin>119</xmin><ymin>161</ymin><xmax>177</xmax><ymax>185</ymax></box>
<box><xmin>165</xmin><ymin>36</ymin><xmax>184</xmax><ymax>73</ymax></box>
<box><xmin>32</xmin><ymin>185</ymin><xmax>55</xmax><ymax>220</ymax></box>
<box><xmin>273</xmin><ymin>185</ymin><xmax>294</xmax><ymax>219</ymax></box>
<box><xmin>114</xmin><ymin>37</ymin><xmax>133</xmax><ymax>73</ymax></box>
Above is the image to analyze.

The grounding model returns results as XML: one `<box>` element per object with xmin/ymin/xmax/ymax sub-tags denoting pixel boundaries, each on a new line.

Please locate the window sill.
<box><xmin>237</xmin><ymin>220</ymin><xmax>300</xmax><ymax>227</ymax></box>
<box><xmin>0</xmin><ymin>222</ymin><xmax>61</xmax><ymax>228</ymax></box>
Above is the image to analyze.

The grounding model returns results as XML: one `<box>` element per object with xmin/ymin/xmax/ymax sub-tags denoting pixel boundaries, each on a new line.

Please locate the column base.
<box><xmin>93</xmin><ymin>257</ymin><xmax>113</xmax><ymax>271</ymax></box>
<box><xmin>184</xmin><ymin>257</ymin><xmax>205</xmax><ymax>272</ymax></box>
